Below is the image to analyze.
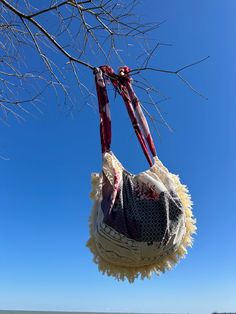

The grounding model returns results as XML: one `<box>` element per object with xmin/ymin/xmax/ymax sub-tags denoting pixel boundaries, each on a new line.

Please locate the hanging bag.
<box><xmin>87</xmin><ymin>66</ymin><xmax>196</xmax><ymax>282</ymax></box>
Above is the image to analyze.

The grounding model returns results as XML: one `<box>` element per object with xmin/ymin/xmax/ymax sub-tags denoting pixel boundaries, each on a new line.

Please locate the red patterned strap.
<box><xmin>119</xmin><ymin>66</ymin><xmax>157</xmax><ymax>158</ymax></box>
<box><xmin>94</xmin><ymin>65</ymin><xmax>156</xmax><ymax>166</ymax></box>
<box><xmin>94</xmin><ymin>67</ymin><xmax>112</xmax><ymax>153</ymax></box>
<box><xmin>113</xmin><ymin>74</ymin><xmax>153</xmax><ymax>166</ymax></box>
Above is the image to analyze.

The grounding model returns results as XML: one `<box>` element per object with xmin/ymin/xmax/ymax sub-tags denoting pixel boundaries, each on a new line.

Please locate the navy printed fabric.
<box><xmin>101</xmin><ymin>170</ymin><xmax>184</xmax><ymax>243</ymax></box>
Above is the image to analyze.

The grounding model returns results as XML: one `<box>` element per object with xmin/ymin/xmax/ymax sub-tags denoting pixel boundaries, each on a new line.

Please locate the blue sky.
<box><xmin>0</xmin><ymin>0</ymin><xmax>236</xmax><ymax>313</ymax></box>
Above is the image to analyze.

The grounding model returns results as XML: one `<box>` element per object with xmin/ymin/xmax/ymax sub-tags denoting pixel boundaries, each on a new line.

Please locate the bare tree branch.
<box><xmin>1</xmin><ymin>0</ymin><xmax>94</xmax><ymax>68</ymax></box>
<box><xmin>0</xmin><ymin>0</ymin><xmax>207</xmax><ymax>132</ymax></box>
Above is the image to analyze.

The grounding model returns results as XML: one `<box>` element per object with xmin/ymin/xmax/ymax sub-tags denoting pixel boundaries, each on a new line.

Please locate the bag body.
<box><xmin>87</xmin><ymin>67</ymin><xmax>196</xmax><ymax>282</ymax></box>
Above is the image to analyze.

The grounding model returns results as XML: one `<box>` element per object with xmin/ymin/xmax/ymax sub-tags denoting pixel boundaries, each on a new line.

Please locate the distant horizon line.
<box><xmin>1</xmin><ymin>310</ymin><xmax>233</xmax><ymax>314</ymax></box>
<box><xmin>0</xmin><ymin>311</ymin><xmax>214</xmax><ymax>314</ymax></box>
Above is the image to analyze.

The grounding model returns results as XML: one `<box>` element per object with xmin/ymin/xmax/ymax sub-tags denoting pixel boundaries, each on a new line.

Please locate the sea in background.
<box><xmin>0</xmin><ymin>312</ymin><xmax>176</xmax><ymax>314</ymax></box>
<box><xmin>0</xmin><ymin>312</ymin><xmax>169</xmax><ymax>314</ymax></box>
<box><xmin>0</xmin><ymin>312</ymin><xmax>193</xmax><ymax>314</ymax></box>
<box><xmin>0</xmin><ymin>312</ymin><xmax>146</xmax><ymax>314</ymax></box>
<box><xmin>0</xmin><ymin>312</ymin><xmax>149</xmax><ymax>314</ymax></box>
<box><xmin>0</xmin><ymin>312</ymin><xmax>88</xmax><ymax>314</ymax></box>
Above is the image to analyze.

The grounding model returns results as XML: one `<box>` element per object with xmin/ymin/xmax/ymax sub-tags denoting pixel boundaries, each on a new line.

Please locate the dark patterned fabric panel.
<box><xmin>101</xmin><ymin>170</ymin><xmax>184</xmax><ymax>243</ymax></box>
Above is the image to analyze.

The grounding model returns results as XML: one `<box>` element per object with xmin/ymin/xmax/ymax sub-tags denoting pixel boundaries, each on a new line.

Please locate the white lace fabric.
<box><xmin>87</xmin><ymin>151</ymin><xmax>196</xmax><ymax>282</ymax></box>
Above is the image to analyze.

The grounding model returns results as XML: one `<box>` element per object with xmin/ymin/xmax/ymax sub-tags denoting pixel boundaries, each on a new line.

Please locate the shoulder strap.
<box><xmin>94</xmin><ymin>67</ymin><xmax>111</xmax><ymax>153</ymax></box>
<box><xmin>94</xmin><ymin>65</ymin><xmax>156</xmax><ymax>167</ymax></box>
<box><xmin>119</xmin><ymin>66</ymin><xmax>157</xmax><ymax>158</ymax></box>
<box><xmin>114</xmin><ymin>73</ymin><xmax>154</xmax><ymax>166</ymax></box>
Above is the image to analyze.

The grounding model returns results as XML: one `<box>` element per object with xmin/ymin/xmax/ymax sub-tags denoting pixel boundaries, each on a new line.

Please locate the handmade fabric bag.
<box><xmin>87</xmin><ymin>66</ymin><xmax>196</xmax><ymax>282</ymax></box>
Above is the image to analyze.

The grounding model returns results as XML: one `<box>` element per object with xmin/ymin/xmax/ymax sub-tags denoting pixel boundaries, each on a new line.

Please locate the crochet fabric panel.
<box><xmin>87</xmin><ymin>152</ymin><xmax>196</xmax><ymax>282</ymax></box>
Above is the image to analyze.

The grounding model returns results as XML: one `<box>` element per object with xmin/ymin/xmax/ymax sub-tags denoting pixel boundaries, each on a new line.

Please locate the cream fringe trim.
<box><xmin>87</xmin><ymin>160</ymin><xmax>196</xmax><ymax>283</ymax></box>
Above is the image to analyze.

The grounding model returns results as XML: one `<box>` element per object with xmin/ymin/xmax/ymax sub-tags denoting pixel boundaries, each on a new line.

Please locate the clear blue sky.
<box><xmin>0</xmin><ymin>0</ymin><xmax>236</xmax><ymax>313</ymax></box>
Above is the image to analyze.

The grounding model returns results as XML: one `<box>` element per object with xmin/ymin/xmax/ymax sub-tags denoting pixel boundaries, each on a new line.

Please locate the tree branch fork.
<box><xmin>1</xmin><ymin>0</ymin><xmax>209</xmax><ymax>80</ymax></box>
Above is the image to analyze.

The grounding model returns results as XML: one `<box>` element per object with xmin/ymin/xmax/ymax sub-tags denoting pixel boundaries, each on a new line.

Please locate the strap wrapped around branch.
<box><xmin>94</xmin><ymin>67</ymin><xmax>112</xmax><ymax>153</ymax></box>
<box><xmin>115</xmin><ymin>75</ymin><xmax>153</xmax><ymax>166</ymax></box>
<box><xmin>119</xmin><ymin>66</ymin><xmax>157</xmax><ymax>158</ymax></box>
<box><xmin>94</xmin><ymin>65</ymin><xmax>156</xmax><ymax>166</ymax></box>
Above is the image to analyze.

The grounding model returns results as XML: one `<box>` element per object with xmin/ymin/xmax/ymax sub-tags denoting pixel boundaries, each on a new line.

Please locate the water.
<box><xmin>0</xmin><ymin>312</ymin><xmax>140</xmax><ymax>314</ymax></box>
<box><xmin>0</xmin><ymin>312</ymin><xmax>129</xmax><ymax>314</ymax></box>
<box><xmin>0</xmin><ymin>312</ymin><xmax>126</xmax><ymax>314</ymax></box>
<box><xmin>0</xmin><ymin>312</ymin><xmax>130</xmax><ymax>314</ymax></box>
<box><xmin>0</xmin><ymin>312</ymin><xmax>148</xmax><ymax>314</ymax></box>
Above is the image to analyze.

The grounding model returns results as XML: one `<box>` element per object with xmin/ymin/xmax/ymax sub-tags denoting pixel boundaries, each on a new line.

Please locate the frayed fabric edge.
<box><xmin>87</xmin><ymin>162</ymin><xmax>197</xmax><ymax>283</ymax></box>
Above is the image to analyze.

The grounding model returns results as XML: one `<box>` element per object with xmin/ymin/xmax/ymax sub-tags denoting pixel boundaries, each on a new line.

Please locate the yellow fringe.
<box><xmin>87</xmin><ymin>160</ymin><xmax>196</xmax><ymax>283</ymax></box>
